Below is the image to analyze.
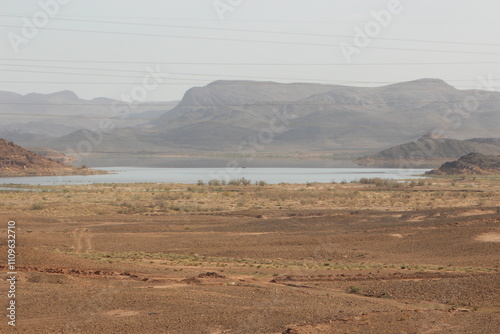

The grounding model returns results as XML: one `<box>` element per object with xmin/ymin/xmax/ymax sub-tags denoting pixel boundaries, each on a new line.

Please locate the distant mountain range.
<box><xmin>356</xmin><ymin>134</ymin><xmax>500</xmax><ymax>167</ymax></box>
<box><xmin>1</xmin><ymin>79</ymin><xmax>500</xmax><ymax>155</ymax></box>
<box><xmin>0</xmin><ymin>90</ymin><xmax>178</xmax><ymax>139</ymax></box>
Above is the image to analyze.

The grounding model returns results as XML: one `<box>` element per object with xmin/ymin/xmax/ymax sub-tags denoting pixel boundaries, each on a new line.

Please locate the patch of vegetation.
<box><xmin>358</xmin><ymin>177</ymin><xmax>402</xmax><ymax>188</ymax></box>
<box><xmin>348</xmin><ymin>286</ymin><xmax>361</xmax><ymax>294</ymax></box>
<box><xmin>31</xmin><ymin>202</ymin><xmax>44</xmax><ymax>210</ymax></box>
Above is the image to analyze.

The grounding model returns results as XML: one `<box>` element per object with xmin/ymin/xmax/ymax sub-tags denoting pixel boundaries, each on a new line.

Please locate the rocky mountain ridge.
<box><xmin>3</xmin><ymin>79</ymin><xmax>500</xmax><ymax>155</ymax></box>
<box><xmin>426</xmin><ymin>153</ymin><xmax>500</xmax><ymax>175</ymax></box>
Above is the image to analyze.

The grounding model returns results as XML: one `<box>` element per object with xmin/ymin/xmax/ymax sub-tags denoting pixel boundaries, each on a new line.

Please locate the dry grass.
<box><xmin>0</xmin><ymin>175</ymin><xmax>499</xmax><ymax>217</ymax></box>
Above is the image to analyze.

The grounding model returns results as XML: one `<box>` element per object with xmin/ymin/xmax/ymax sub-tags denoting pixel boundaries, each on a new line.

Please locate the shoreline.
<box><xmin>0</xmin><ymin>168</ymin><xmax>108</xmax><ymax>178</ymax></box>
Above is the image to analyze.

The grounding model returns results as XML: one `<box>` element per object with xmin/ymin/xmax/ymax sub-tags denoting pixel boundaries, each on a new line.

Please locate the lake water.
<box><xmin>0</xmin><ymin>167</ymin><xmax>430</xmax><ymax>186</ymax></box>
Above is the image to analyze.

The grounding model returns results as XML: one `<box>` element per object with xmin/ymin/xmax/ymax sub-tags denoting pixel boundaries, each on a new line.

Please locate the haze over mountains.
<box><xmin>1</xmin><ymin>78</ymin><xmax>499</xmax><ymax>155</ymax></box>
<box><xmin>0</xmin><ymin>90</ymin><xmax>177</xmax><ymax>139</ymax></box>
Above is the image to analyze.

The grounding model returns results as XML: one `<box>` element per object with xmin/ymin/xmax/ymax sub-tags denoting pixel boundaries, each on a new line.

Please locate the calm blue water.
<box><xmin>0</xmin><ymin>167</ymin><xmax>430</xmax><ymax>186</ymax></box>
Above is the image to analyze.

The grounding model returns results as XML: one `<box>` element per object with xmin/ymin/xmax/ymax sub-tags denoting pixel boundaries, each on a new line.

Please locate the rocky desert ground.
<box><xmin>0</xmin><ymin>176</ymin><xmax>499</xmax><ymax>333</ymax></box>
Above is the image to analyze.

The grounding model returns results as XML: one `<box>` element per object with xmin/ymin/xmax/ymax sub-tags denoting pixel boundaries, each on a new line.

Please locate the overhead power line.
<box><xmin>2</xmin><ymin>13</ymin><xmax>499</xmax><ymax>24</ymax></box>
<box><xmin>0</xmin><ymin>66</ymin><xmax>494</xmax><ymax>85</ymax></box>
<box><xmin>1</xmin><ymin>59</ymin><xmax>500</xmax><ymax>66</ymax></box>
<box><xmin>0</xmin><ymin>84</ymin><xmax>485</xmax><ymax>90</ymax></box>
<box><xmin>0</xmin><ymin>68</ymin><xmax>204</xmax><ymax>82</ymax></box>
<box><xmin>2</xmin><ymin>99</ymin><xmax>500</xmax><ymax>108</ymax></box>
<box><xmin>0</xmin><ymin>81</ymin><xmax>201</xmax><ymax>85</ymax></box>
<box><xmin>2</xmin><ymin>14</ymin><xmax>500</xmax><ymax>48</ymax></box>
<box><xmin>1</xmin><ymin>24</ymin><xmax>500</xmax><ymax>55</ymax></box>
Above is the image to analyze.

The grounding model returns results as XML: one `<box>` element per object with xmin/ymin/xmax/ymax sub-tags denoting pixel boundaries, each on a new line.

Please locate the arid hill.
<box><xmin>426</xmin><ymin>153</ymin><xmax>500</xmax><ymax>175</ymax></box>
<box><xmin>356</xmin><ymin>134</ymin><xmax>500</xmax><ymax>167</ymax></box>
<box><xmin>27</xmin><ymin>147</ymin><xmax>76</xmax><ymax>164</ymax></box>
<box><xmin>0</xmin><ymin>138</ymin><xmax>101</xmax><ymax>177</ymax></box>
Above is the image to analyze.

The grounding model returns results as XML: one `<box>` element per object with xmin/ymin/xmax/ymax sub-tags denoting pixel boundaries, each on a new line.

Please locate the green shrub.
<box><xmin>349</xmin><ymin>286</ymin><xmax>361</xmax><ymax>294</ymax></box>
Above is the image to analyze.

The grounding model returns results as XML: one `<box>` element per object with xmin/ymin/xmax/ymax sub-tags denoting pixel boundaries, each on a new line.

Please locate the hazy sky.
<box><xmin>1</xmin><ymin>0</ymin><xmax>500</xmax><ymax>101</ymax></box>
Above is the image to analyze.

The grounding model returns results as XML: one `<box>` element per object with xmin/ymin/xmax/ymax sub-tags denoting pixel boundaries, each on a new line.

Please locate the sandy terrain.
<box><xmin>0</xmin><ymin>176</ymin><xmax>499</xmax><ymax>333</ymax></box>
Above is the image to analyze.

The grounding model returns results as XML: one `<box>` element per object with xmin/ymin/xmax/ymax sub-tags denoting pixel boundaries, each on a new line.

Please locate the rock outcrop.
<box><xmin>356</xmin><ymin>134</ymin><xmax>500</xmax><ymax>167</ymax></box>
<box><xmin>426</xmin><ymin>153</ymin><xmax>500</xmax><ymax>175</ymax></box>
<box><xmin>0</xmin><ymin>138</ymin><xmax>101</xmax><ymax>177</ymax></box>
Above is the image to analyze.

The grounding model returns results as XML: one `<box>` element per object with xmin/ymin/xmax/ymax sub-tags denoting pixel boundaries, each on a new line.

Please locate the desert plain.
<box><xmin>0</xmin><ymin>175</ymin><xmax>499</xmax><ymax>333</ymax></box>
